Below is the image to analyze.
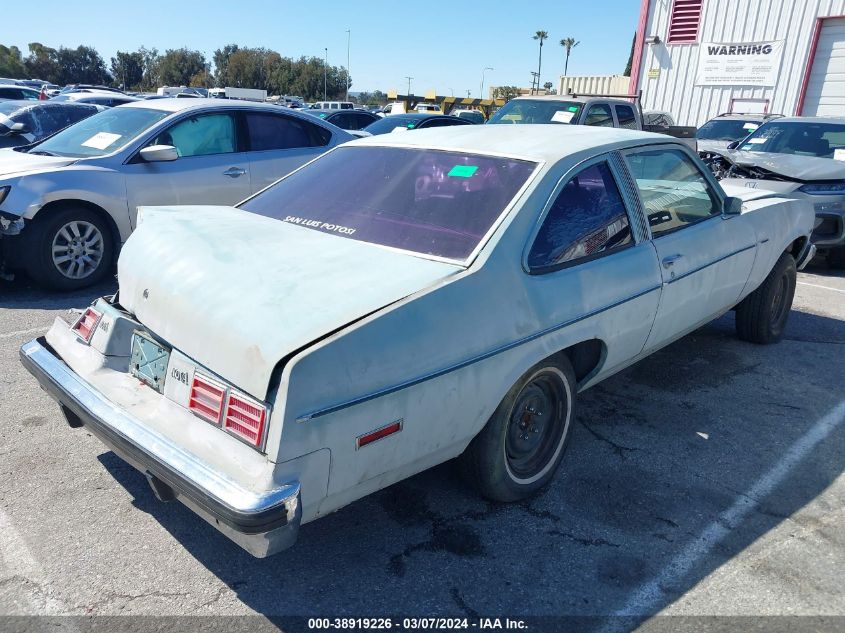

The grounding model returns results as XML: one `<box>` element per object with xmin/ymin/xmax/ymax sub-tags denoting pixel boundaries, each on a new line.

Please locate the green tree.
<box><xmin>212</xmin><ymin>44</ymin><xmax>239</xmax><ymax>86</ymax></box>
<box><xmin>53</xmin><ymin>46</ymin><xmax>110</xmax><ymax>85</ymax></box>
<box><xmin>0</xmin><ymin>45</ymin><xmax>26</xmax><ymax>79</ymax></box>
<box><xmin>560</xmin><ymin>37</ymin><xmax>580</xmax><ymax>76</ymax></box>
<box><xmin>111</xmin><ymin>51</ymin><xmax>144</xmax><ymax>90</ymax></box>
<box><xmin>533</xmin><ymin>30</ymin><xmax>549</xmax><ymax>94</ymax></box>
<box><xmin>137</xmin><ymin>47</ymin><xmax>161</xmax><ymax>91</ymax></box>
<box><xmin>492</xmin><ymin>85</ymin><xmax>520</xmax><ymax>101</ymax></box>
<box><xmin>624</xmin><ymin>33</ymin><xmax>635</xmax><ymax>76</ymax></box>
<box><xmin>158</xmin><ymin>48</ymin><xmax>208</xmax><ymax>87</ymax></box>
<box><xmin>24</xmin><ymin>43</ymin><xmax>59</xmax><ymax>83</ymax></box>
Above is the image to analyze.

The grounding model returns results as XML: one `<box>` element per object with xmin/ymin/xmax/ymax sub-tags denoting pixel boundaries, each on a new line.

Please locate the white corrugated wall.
<box><xmin>558</xmin><ymin>75</ymin><xmax>630</xmax><ymax>96</ymax></box>
<box><xmin>636</xmin><ymin>0</ymin><xmax>845</xmax><ymax>126</ymax></box>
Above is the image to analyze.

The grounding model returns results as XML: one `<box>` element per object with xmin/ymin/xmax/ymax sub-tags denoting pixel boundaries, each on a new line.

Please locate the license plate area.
<box><xmin>130</xmin><ymin>330</ymin><xmax>170</xmax><ymax>394</ymax></box>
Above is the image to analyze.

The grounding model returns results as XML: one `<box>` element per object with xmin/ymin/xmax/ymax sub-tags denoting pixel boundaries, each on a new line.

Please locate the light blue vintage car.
<box><xmin>21</xmin><ymin>125</ymin><xmax>815</xmax><ymax>557</ymax></box>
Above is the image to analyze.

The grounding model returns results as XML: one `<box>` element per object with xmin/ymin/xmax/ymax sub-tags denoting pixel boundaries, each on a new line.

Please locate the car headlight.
<box><xmin>0</xmin><ymin>185</ymin><xmax>9</xmax><ymax>206</ymax></box>
<box><xmin>798</xmin><ymin>183</ymin><xmax>845</xmax><ymax>195</ymax></box>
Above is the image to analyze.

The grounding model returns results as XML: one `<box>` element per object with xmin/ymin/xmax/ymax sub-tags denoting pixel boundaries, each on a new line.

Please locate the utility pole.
<box><xmin>346</xmin><ymin>29</ymin><xmax>351</xmax><ymax>102</ymax></box>
<box><xmin>480</xmin><ymin>67</ymin><xmax>493</xmax><ymax>99</ymax></box>
<box><xmin>405</xmin><ymin>76</ymin><xmax>413</xmax><ymax>95</ymax></box>
<box><xmin>324</xmin><ymin>48</ymin><xmax>328</xmax><ymax>101</ymax></box>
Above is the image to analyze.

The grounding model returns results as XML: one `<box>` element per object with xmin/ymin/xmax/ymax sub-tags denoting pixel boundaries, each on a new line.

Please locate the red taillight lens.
<box><xmin>71</xmin><ymin>307</ymin><xmax>102</xmax><ymax>343</ymax></box>
<box><xmin>188</xmin><ymin>373</ymin><xmax>226</xmax><ymax>425</ymax></box>
<box><xmin>224</xmin><ymin>391</ymin><xmax>267</xmax><ymax>447</ymax></box>
<box><xmin>357</xmin><ymin>421</ymin><xmax>402</xmax><ymax>449</ymax></box>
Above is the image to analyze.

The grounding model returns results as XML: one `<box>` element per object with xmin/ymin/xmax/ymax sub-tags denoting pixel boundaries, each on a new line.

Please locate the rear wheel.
<box><xmin>735</xmin><ymin>252</ymin><xmax>796</xmax><ymax>344</ymax></box>
<box><xmin>460</xmin><ymin>357</ymin><xmax>576</xmax><ymax>502</ymax></box>
<box><xmin>828</xmin><ymin>246</ymin><xmax>845</xmax><ymax>270</ymax></box>
<box><xmin>24</xmin><ymin>207</ymin><xmax>114</xmax><ymax>291</ymax></box>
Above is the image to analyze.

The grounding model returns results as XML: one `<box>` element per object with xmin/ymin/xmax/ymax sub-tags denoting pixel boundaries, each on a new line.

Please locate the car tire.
<box><xmin>828</xmin><ymin>246</ymin><xmax>845</xmax><ymax>270</ymax></box>
<box><xmin>24</xmin><ymin>206</ymin><xmax>114</xmax><ymax>291</ymax></box>
<box><xmin>460</xmin><ymin>356</ymin><xmax>576</xmax><ymax>502</ymax></box>
<box><xmin>735</xmin><ymin>252</ymin><xmax>796</xmax><ymax>344</ymax></box>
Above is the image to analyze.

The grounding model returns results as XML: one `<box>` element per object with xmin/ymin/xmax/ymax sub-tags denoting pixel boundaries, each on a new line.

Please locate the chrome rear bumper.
<box><xmin>19</xmin><ymin>337</ymin><xmax>301</xmax><ymax>558</ymax></box>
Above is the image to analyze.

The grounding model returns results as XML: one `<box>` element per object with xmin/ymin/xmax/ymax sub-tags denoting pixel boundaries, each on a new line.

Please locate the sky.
<box><xmin>4</xmin><ymin>0</ymin><xmax>640</xmax><ymax>95</ymax></box>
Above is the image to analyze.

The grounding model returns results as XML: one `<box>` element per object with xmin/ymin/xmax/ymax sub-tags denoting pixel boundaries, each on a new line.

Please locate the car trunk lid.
<box><xmin>118</xmin><ymin>205</ymin><xmax>462</xmax><ymax>400</ymax></box>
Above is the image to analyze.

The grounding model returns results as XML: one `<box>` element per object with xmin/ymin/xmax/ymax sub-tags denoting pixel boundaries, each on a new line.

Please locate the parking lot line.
<box><xmin>798</xmin><ymin>281</ymin><xmax>845</xmax><ymax>295</ymax></box>
<box><xmin>0</xmin><ymin>325</ymin><xmax>49</xmax><ymax>340</ymax></box>
<box><xmin>601</xmin><ymin>398</ymin><xmax>845</xmax><ymax>625</ymax></box>
<box><xmin>0</xmin><ymin>507</ymin><xmax>69</xmax><ymax>615</ymax></box>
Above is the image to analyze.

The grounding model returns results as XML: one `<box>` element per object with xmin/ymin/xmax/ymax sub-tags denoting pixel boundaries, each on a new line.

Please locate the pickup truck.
<box><xmin>488</xmin><ymin>94</ymin><xmax>697</xmax><ymax>150</ymax></box>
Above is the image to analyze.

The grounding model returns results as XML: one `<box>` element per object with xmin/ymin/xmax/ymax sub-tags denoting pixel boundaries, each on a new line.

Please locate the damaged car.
<box><xmin>702</xmin><ymin>117</ymin><xmax>845</xmax><ymax>268</ymax></box>
<box><xmin>21</xmin><ymin>126</ymin><xmax>814</xmax><ymax>557</ymax></box>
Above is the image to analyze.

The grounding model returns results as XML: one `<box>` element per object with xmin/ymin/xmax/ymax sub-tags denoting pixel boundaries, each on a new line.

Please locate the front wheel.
<box><xmin>735</xmin><ymin>252</ymin><xmax>796</xmax><ymax>344</ymax></box>
<box><xmin>460</xmin><ymin>357</ymin><xmax>576</xmax><ymax>502</ymax></box>
<box><xmin>24</xmin><ymin>207</ymin><xmax>115</xmax><ymax>291</ymax></box>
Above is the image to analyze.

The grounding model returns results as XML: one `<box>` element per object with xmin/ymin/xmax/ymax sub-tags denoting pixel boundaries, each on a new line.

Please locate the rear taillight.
<box><xmin>188</xmin><ymin>373</ymin><xmax>226</xmax><ymax>425</ymax></box>
<box><xmin>71</xmin><ymin>307</ymin><xmax>102</xmax><ymax>343</ymax></box>
<box><xmin>224</xmin><ymin>391</ymin><xmax>267</xmax><ymax>447</ymax></box>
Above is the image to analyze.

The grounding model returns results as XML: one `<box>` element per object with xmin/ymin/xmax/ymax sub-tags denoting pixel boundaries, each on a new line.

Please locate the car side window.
<box><xmin>151</xmin><ymin>113</ymin><xmax>237</xmax><ymax>157</ymax></box>
<box><xmin>624</xmin><ymin>148</ymin><xmax>720</xmax><ymax>238</ymax></box>
<box><xmin>584</xmin><ymin>104</ymin><xmax>614</xmax><ymax>127</ymax></box>
<box><xmin>528</xmin><ymin>161</ymin><xmax>633</xmax><ymax>271</ymax></box>
<box><xmin>615</xmin><ymin>105</ymin><xmax>637</xmax><ymax>130</ymax></box>
<box><xmin>245</xmin><ymin>112</ymin><xmax>330</xmax><ymax>151</ymax></box>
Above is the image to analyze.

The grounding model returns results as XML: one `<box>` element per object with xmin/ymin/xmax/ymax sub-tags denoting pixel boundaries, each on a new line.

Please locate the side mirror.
<box><xmin>727</xmin><ymin>140</ymin><xmax>740</xmax><ymax>150</ymax></box>
<box><xmin>9</xmin><ymin>122</ymin><xmax>28</xmax><ymax>134</ymax></box>
<box><xmin>723</xmin><ymin>196</ymin><xmax>742</xmax><ymax>216</ymax></box>
<box><xmin>139</xmin><ymin>144</ymin><xmax>178</xmax><ymax>162</ymax></box>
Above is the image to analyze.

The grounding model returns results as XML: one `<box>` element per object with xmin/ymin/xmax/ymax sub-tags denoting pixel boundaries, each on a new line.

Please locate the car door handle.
<box><xmin>223</xmin><ymin>167</ymin><xmax>246</xmax><ymax>178</ymax></box>
<box><xmin>662</xmin><ymin>254</ymin><xmax>683</xmax><ymax>269</ymax></box>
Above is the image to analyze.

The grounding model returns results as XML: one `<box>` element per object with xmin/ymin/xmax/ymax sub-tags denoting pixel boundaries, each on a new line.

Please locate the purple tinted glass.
<box><xmin>240</xmin><ymin>146</ymin><xmax>537</xmax><ymax>261</ymax></box>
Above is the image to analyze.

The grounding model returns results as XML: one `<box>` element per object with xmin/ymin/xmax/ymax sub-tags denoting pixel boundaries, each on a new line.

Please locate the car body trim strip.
<box><xmin>297</xmin><ymin>284</ymin><xmax>662</xmax><ymax>422</ymax></box>
<box><xmin>666</xmin><ymin>243</ymin><xmax>756</xmax><ymax>285</ymax></box>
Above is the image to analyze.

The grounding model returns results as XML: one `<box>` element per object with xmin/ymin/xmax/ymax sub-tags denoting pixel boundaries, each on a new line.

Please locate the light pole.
<box><xmin>323</xmin><ymin>47</ymin><xmax>328</xmax><ymax>101</ymax></box>
<box><xmin>480</xmin><ymin>67</ymin><xmax>493</xmax><ymax>99</ymax></box>
<box><xmin>345</xmin><ymin>29</ymin><xmax>351</xmax><ymax>102</ymax></box>
<box><xmin>405</xmin><ymin>76</ymin><xmax>413</xmax><ymax>95</ymax></box>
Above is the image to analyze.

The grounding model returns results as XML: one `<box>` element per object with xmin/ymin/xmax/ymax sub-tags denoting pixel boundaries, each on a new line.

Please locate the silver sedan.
<box><xmin>0</xmin><ymin>98</ymin><xmax>353</xmax><ymax>289</ymax></box>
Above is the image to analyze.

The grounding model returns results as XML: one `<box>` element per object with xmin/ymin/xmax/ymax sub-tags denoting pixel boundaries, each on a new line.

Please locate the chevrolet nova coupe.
<box><xmin>21</xmin><ymin>126</ymin><xmax>815</xmax><ymax>557</ymax></box>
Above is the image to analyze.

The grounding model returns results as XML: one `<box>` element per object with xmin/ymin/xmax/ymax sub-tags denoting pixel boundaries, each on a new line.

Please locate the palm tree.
<box><xmin>560</xmin><ymin>37</ymin><xmax>580</xmax><ymax>76</ymax></box>
<box><xmin>533</xmin><ymin>31</ymin><xmax>549</xmax><ymax>94</ymax></box>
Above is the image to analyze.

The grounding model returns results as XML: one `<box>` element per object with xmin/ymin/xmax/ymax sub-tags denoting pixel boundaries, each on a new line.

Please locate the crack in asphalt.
<box><xmin>547</xmin><ymin>529</ymin><xmax>621</xmax><ymax>548</ymax></box>
<box><xmin>449</xmin><ymin>586</ymin><xmax>480</xmax><ymax>619</ymax></box>
<box><xmin>578</xmin><ymin>420</ymin><xmax>638</xmax><ymax>458</ymax></box>
<box><xmin>77</xmin><ymin>589</ymin><xmax>190</xmax><ymax>614</ymax></box>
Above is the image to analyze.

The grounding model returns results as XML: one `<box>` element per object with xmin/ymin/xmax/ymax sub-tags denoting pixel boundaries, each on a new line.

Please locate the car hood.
<box><xmin>118</xmin><ymin>205</ymin><xmax>462</xmax><ymax>400</ymax></box>
<box><xmin>719</xmin><ymin>150</ymin><xmax>845</xmax><ymax>182</ymax></box>
<box><xmin>0</xmin><ymin>148</ymin><xmax>77</xmax><ymax>178</ymax></box>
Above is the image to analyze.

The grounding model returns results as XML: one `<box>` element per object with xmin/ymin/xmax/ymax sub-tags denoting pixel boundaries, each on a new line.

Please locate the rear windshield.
<box><xmin>488</xmin><ymin>99</ymin><xmax>582</xmax><ymax>125</ymax></box>
<box><xmin>697</xmin><ymin>119</ymin><xmax>760</xmax><ymax>141</ymax></box>
<box><xmin>239</xmin><ymin>146</ymin><xmax>537</xmax><ymax>262</ymax></box>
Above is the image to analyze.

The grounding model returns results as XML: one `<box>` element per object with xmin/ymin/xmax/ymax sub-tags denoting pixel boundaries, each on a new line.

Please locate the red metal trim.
<box><xmin>629</xmin><ymin>0</ymin><xmax>652</xmax><ymax>96</ymax></box>
<box><xmin>796</xmin><ymin>16</ymin><xmax>838</xmax><ymax>116</ymax></box>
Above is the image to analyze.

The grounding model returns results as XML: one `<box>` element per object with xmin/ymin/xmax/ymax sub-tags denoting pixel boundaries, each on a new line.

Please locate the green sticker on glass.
<box><xmin>407</xmin><ymin>123</ymin><xmax>415</xmax><ymax>128</ymax></box>
<box><xmin>448</xmin><ymin>165</ymin><xmax>479</xmax><ymax>178</ymax></box>
<box><xmin>567</xmin><ymin>106</ymin><xmax>578</xmax><ymax>112</ymax></box>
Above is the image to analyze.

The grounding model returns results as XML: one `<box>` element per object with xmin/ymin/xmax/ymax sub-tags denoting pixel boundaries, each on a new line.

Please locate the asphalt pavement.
<box><xmin>0</xmin><ymin>261</ymin><xmax>843</xmax><ymax>632</ymax></box>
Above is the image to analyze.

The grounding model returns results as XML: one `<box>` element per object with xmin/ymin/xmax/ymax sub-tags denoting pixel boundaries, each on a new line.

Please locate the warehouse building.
<box><xmin>630</xmin><ymin>0</ymin><xmax>845</xmax><ymax>126</ymax></box>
